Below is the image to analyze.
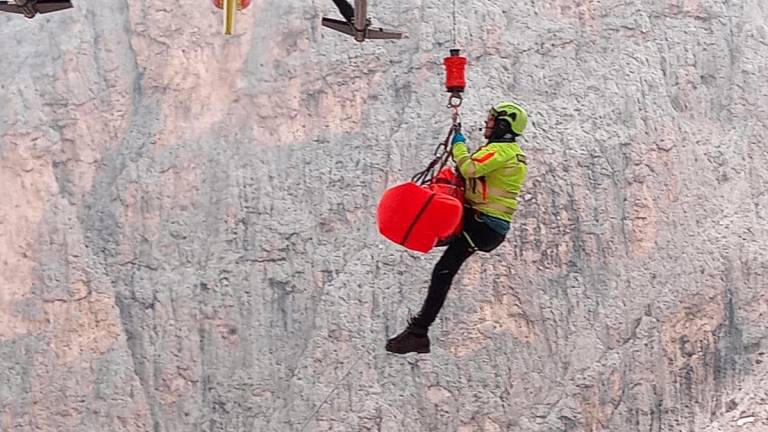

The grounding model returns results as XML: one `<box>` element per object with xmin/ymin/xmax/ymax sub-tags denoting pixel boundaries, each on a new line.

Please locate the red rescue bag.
<box><xmin>377</xmin><ymin>168</ymin><xmax>464</xmax><ymax>253</ymax></box>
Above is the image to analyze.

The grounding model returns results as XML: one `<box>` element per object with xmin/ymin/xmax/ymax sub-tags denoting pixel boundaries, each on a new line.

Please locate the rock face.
<box><xmin>1</xmin><ymin>0</ymin><xmax>767</xmax><ymax>431</ymax></box>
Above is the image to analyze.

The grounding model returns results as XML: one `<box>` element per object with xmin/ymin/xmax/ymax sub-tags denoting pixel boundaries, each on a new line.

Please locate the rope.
<box><xmin>411</xmin><ymin>96</ymin><xmax>462</xmax><ymax>186</ymax></box>
<box><xmin>298</xmin><ymin>352</ymin><xmax>368</xmax><ymax>432</ymax></box>
<box><xmin>452</xmin><ymin>0</ymin><xmax>457</xmax><ymax>46</ymax></box>
<box><xmin>410</xmin><ymin>127</ymin><xmax>453</xmax><ymax>185</ymax></box>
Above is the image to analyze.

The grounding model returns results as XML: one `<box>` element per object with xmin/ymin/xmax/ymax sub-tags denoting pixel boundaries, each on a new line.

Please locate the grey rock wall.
<box><xmin>1</xmin><ymin>0</ymin><xmax>767</xmax><ymax>431</ymax></box>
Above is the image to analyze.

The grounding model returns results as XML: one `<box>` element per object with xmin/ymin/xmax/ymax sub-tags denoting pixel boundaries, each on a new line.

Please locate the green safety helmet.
<box><xmin>489</xmin><ymin>101</ymin><xmax>528</xmax><ymax>136</ymax></box>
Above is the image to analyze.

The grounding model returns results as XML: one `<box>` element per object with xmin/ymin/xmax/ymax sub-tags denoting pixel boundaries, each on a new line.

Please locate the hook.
<box><xmin>447</xmin><ymin>93</ymin><xmax>463</xmax><ymax>109</ymax></box>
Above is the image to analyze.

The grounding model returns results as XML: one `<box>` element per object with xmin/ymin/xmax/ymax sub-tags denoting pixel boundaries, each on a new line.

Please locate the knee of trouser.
<box><xmin>477</xmin><ymin>236</ymin><xmax>505</xmax><ymax>253</ymax></box>
<box><xmin>431</xmin><ymin>267</ymin><xmax>456</xmax><ymax>283</ymax></box>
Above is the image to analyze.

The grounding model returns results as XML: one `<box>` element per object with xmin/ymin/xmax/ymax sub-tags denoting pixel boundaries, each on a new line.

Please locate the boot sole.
<box><xmin>385</xmin><ymin>346</ymin><xmax>431</xmax><ymax>354</ymax></box>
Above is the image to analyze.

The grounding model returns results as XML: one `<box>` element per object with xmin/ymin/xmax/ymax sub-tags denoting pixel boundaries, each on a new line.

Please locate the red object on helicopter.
<box><xmin>443</xmin><ymin>49</ymin><xmax>467</xmax><ymax>93</ymax></box>
<box><xmin>212</xmin><ymin>0</ymin><xmax>251</xmax><ymax>10</ymax></box>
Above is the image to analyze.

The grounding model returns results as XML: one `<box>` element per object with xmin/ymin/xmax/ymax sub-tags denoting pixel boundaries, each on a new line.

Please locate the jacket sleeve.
<box><xmin>452</xmin><ymin>143</ymin><xmax>509</xmax><ymax>178</ymax></box>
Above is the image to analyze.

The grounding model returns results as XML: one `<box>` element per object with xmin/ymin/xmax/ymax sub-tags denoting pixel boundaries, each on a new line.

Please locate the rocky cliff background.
<box><xmin>1</xmin><ymin>0</ymin><xmax>767</xmax><ymax>431</ymax></box>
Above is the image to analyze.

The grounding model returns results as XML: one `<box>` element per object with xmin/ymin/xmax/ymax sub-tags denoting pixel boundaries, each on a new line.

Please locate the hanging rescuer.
<box><xmin>377</xmin><ymin>49</ymin><xmax>530</xmax><ymax>355</ymax></box>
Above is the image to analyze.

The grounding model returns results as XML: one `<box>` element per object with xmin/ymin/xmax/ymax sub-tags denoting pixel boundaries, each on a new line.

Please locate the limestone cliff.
<box><xmin>1</xmin><ymin>0</ymin><xmax>767</xmax><ymax>431</ymax></box>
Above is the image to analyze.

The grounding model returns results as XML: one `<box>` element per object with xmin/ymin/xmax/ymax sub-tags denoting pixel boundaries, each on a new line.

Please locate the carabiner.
<box><xmin>447</xmin><ymin>93</ymin><xmax>463</xmax><ymax>109</ymax></box>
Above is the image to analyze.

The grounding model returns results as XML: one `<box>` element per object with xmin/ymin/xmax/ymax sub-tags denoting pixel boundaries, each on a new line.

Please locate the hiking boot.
<box><xmin>385</xmin><ymin>320</ymin><xmax>430</xmax><ymax>354</ymax></box>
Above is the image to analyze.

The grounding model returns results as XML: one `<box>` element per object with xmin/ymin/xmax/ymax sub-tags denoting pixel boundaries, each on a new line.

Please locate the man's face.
<box><xmin>483</xmin><ymin>114</ymin><xmax>495</xmax><ymax>139</ymax></box>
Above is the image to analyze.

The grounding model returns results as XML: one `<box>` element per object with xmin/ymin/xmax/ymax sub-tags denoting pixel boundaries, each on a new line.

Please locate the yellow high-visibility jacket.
<box><xmin>451</xmin><ymin>139</ymin><xmax>528</xmax><ymax>222</ymax></box>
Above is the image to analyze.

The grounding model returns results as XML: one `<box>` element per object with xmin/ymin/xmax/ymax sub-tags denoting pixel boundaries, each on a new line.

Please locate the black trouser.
<box><xmin>411</xmin><ymin>209</ymin><xmax>506</xmax><ymax>331</ymax></box>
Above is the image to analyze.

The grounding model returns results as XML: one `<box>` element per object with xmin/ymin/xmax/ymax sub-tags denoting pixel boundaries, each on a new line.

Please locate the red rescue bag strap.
<box><xmin>400</xmin><ymin>192</ymin><xmax>436</xmax><ymax>245</ymax></box>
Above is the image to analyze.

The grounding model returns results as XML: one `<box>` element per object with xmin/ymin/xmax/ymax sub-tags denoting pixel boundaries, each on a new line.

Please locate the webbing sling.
<box><xmin>400</xmin><ymin>193</ymin><xmax>437</xmax><ymax>245</ymax></box>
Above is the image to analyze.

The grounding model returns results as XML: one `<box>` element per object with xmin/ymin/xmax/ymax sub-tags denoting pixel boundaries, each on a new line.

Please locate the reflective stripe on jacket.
<box><xmin>451</xmin><ymin>139</ymin><xmax>527</xmax><ymax>222</ymax></box>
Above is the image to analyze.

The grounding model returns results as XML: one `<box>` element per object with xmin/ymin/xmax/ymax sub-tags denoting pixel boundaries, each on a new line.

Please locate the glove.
<box><xmin>451</xmin><ymin>131</ymin><xmax>466</xmax><ymax>146</ymax></box>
